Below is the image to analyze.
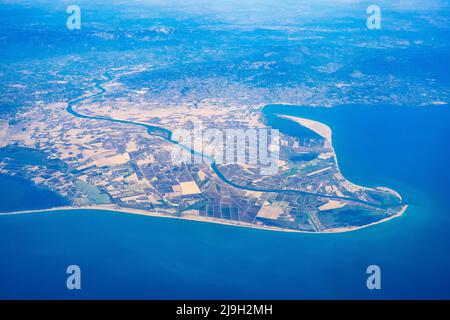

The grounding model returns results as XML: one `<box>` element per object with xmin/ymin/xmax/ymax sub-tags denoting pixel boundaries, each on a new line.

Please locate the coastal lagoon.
<box><xmin>1</xmin><ymin>104</ymin><xmax>449</xmax><ymax>299</ymax></box>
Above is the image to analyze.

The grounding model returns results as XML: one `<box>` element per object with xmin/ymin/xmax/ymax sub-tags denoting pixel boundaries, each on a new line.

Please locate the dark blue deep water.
<box><xmin>0</xmin><ymin>104</ymin><xmax>449</xmax><ymax>299</ymax></box>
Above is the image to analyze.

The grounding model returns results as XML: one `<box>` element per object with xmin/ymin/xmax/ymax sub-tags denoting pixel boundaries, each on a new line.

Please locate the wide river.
<box><xmin>0</xmin><ymin>102</ymin><xmax>449</xmax><ymax>299</ymax></box>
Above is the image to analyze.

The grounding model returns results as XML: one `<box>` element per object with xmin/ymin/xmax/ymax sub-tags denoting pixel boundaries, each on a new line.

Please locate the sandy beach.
<box><xmin>276</xmin><ymin>114</ymin><xmax>333</xmax><ymax>142</ymax></box>
<box><xmin>0</xmin><ymin>202</ymin><xmax>408</xmax><ymax>234</ymax></box>
<box><xmin>275</xmin><ymin>111</ymin><xmax>405</xmax><ymax>204</ymax></box>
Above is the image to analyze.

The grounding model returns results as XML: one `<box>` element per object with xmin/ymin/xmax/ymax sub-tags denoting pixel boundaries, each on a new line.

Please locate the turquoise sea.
<box><xmin>0</xmin><ymin>104</ymin><xmax>449</xmax><ymax>299</ymax></box>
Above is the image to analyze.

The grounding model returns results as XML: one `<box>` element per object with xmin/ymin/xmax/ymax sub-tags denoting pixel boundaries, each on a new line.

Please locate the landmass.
<box><xmin>0</xmin><ymin>68</ymin><xmax>407</xmax><ymax>233</ymax></box>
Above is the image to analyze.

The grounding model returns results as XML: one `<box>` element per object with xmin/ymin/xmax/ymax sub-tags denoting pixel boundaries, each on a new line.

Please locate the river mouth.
<box><xmin>262</xmin><ymin>103</ymin><xmax>450</xmax><ymax>199</ymax></box>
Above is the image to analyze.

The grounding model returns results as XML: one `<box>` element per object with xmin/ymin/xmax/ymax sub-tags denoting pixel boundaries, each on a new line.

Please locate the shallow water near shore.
<box><xmin>0</xmin><ymin>104</ymin><xmax>449</xmax><ymax>299</ymax></box>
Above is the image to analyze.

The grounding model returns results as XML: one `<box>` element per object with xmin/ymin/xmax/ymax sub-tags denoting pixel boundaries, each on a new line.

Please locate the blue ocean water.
<box><xmin>0</xmin><ymin>174</ymin><xmax>68</xmax><ymax>213</ymax></box>
<box><xmin>0</xmin><ymin>147</ymin><xmax>69</xmax><ymax>212</ymax></box>
<box><xmin>0</xmin><ymin>104</ymin><xmax>449</xmax><ymax>299</ymax></box>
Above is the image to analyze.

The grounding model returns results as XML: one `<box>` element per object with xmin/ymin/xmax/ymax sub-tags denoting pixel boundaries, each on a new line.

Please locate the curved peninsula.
<box><xmin>0</xmin><ymin>70</ymin><xmax>407</xmax><ymax>233</ymax></box>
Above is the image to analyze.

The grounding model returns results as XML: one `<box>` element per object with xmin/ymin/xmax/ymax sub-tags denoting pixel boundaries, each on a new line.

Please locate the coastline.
<box><xmin>0</xmin><ymin>203</ymin><xmax>408</xmax><ymax>234</ymax></box>
<box><xmin>272</xmin><ymin>109</ymin><xmax>405</xmax><ymax>203</ymax></box>
<box><xmin>0</xmin><ymin>103</ymin><xmax>408</xmax><ymax>234</ymax></box>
